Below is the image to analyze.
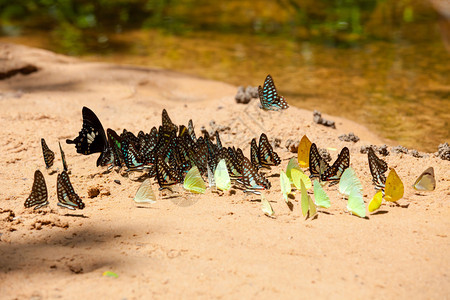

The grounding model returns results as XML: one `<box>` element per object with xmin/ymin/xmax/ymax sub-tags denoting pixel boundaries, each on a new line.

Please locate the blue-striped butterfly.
<box><xmin>24</xmin><ymin>170</ymin><xmax>49</xmax><ymax>209</ymax></box>
<box><xmin>155</xmin><ymin>155</ymin><xmax>183</xmax><ymax>190</ymax></box>
<box><xmin>258</xmin><ymin>75</ymin><xmax>289</xmax><ymax>111</ymax></box>
<box><xmin>57</xmin><ymin>171</ymin><xmax>85</xmax><ymax>210</ymax></box>
<box><xmin>309</xmin><ymin>143</ymin><xmax>329</xmax><ymax>179</ymax></box>
<box><xmin>58</xmin><ymin>141</ymin><xmax>68</xmax><ymax>172</ymax></box>
<box><xmin>368</xmin><ymin>147</ymin><xmax>388</xmax><ymax>190</ymax></box>
<box><xmin>320</xmin><ymin>147</ymin><xmax>350</xmax><ymax>183</ymax></box>
<box><xmin>237</xmin><ymin>157</ymin><xmax>271</xmax><ymax>194</ymax></box>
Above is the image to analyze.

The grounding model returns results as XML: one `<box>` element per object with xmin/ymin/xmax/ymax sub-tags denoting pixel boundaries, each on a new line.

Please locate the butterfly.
<box><xmin>188</xmin><ymin>119</ymin><xmax>197</xmax><ymax>143</ymax></box>
<box><xmin>66</xmin><ymin>107</ymin><xmax>108</xmax><ymax>167</ymax></box>
<box><xmin>162</xmin><ymin>109</ymin><xmax>178</xmax><ymax>133</ymax></box>
<box><xmin>413</xmin><ymin>167</ymin><xmax>435</xmax><ymax>191</ymax></box>
<box><xmin>107</xmin><ymin>128</ymin><xmax>124</xmax><ymax>168</ymax></box>
<box><xmin>58</xmin><ymin>141</ymin><xmax>68</xmax><ymax>172</ymax></box>
<box><xmin>237</xmin><ymin>157</ymin><xmax>271</xmax><ymax>194</ymax></box>
<box><xmin>24</xmin><ymin>170</ymin><xmax>49</xmax><ymax>209</ymax></box>
<box><xmin>57</xmin><ymin>171</ymin><xmax>85</xmax><ymax>210</ymax></box>
<box><xmin>368</xmin><ymin>147</ymin><xmax>388</xmax><ymax>190</ymax></box>
<box><xmin>313</xmin><ymin>179</ymin><xmax>331</xmax><ymax>208</ymax></box>
<box><xmin>320</xmin><ymin>147</ymin><xmax>350</xmax><ymax>183</ymax></box>
<box><xmin>214</xmin><ymin>159</ymin><xmax>231</xmax><ymax>191</ymax></box>
<box><xmin>300</xmin><ymin>180</ymin><xmax>317</xmax><ymax>219</ymax></box>
<box><xmin>258</xmin><ymin>74</ymin><xmax>289</xmax><ymax>111</ymax></box>
<box><xmin>368</xmin><ymin>190</ymin><xmax>383</xmax><ymax>213</ymax></box>
<box><xmin>297</xmin><ymin>135</ymin><xmax>312</xmax><ymax>168</ymax></box>
<box><xmin>285</xmin><ymin>158</ymin><xmax>301</xmax><ymax>183</ymax></box>
<box><xmin>291</xmin><ymin>168</ymin><xmax>312</xmax><ymax>190</ymax></box>
<box><xmin>250</xmin><ymin>138</ymin><xmax>261</xmax><ymax>170</ymax></box>
<box><xmin>260</xmin><ymin>193</ymin><xmax>275</xmax><ymax>217</ymax></box>
<box><xmin>41</xmin><ymin>138</ymin><xmax>55</xmax><ymax>169</ymax></box>
<box><xmin>122</xmin><ymin>140</ymin><xmax>143</xmax><ymax>171</ymax></box>
<box><xmin>183</xmin><ymin>166</ymin><xmax>206</xmax><ymax>194</ymax></box>
<box><xmin>259</xmin><ymin>133</ymin><xmax>281</xmax><ymax>169</ymax></box>
<box><xmin>338</xmin><ymin>167</ymin><xmax>362</xmax><ymax>197</ymax></box>
<box><xmin>308</xmin><ymin>143</ymin><xmax>330</xmax><ymax>179</ymax></box>
<box><xmin>339</xmin><ymin>168</ymin><xmax>365</xmax><ymax>218</ymax></box>
<box><xmin>279</xmin><ymin>170</ymin><xmax>291</xmax><ymax>203</ymax></box>
<box><xmin>384</xmin><ymin>168</ymin><xmax>404</xmax><ymax>202</ymax></box>
<box><xmin>155</xmin><ymin>155</ymin><xmax>182</xmax><ymax>190</ymax></box>
<box><xmin>134</xmin><ymin>178</ymin><xmax>156</xmax><ymax>204</ymax></box>
<box><xmin>207</xmin><ymin>162</ymin><xmax>216</xmax><ymax>188</ymax></box>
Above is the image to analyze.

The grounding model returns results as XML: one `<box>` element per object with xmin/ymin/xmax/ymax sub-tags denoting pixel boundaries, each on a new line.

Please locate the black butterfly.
<box><xmin>24</xmin><ymin>170</ymin><xmax>49</xmax><ymax>209</ymax></box>
<box><xmin>122</xmin><ymin>140</ymin><xmax>143</xmax><ymax>171</ymax></box>
<box><xmin>309</xmin><ymin>143</ymin><xmax>330</xmax><ymax>179</ymax></box>
<box><xmin>258</xmin><ymin>75</ymin><xmax>289</xmax><ymax>111</ymax></box>
<box><xmin>107</xmin><ymin>128</ymin><xmax>124</xmax><ymax>168</ymax></box>
<box><xmin>188</xmin><ymin>119</ymin><xmax>197</xmax><ymax>143</ymax></box>
<box><xmin>368</xmin><ymin>147</ymin><xmax>388</xmax><ymax>190</ymax></box>
<box><xmin>320</xmin><ymin>147</ymin><xmax>350</xmax><ymax>183</ymax></box>
<box><xmin>162</xmin><ymin>109</ymin><xmax>178</xmax><ymax>133</ymax></box>
<box><xmin>236</xmin><ymin>157</ymin><xmax>271</xmax><ymax>194</ymax></box>
<box><xmin>217</xmin><ymin>148</ymin><xmax>242</xmax><ymax>180</ymax></box>
<box><xmin>215</xmin><ymin>131</ymin><xmax>223</xmax><ymax>151</ymax></box>
<box><xmin>41</xmin><ymin>138</ymin><xmax>55</xmax><ymax>169</ymax></box>
<box><xmin>257</xmin><ymin>133</ymin><xmax>281</xmax><ymax>169</ymax></box>
<box><xmin>155</xmin><ymin>155</ymin><xmax>183</xmax><ymax>190</ymax></box>
<box><xmin>250</xmin><ymin>138</ymin><xmax>261</xmax><ymax>170</ymax></box>
<box><xmin>58</xmin><ymin>141</ymin><xmax>68</xmax><ymax>172</ymax></box>
<box><xmin>57</xmin><ymin>171</ymin><xmax>85</xmax><ymax>210</ymax></box>
<box><xmin>98</xmin><ymin>146</ymin><xmax>115</xmax><ymax>169</ymax></box>
<box><xmin>66</xmin><ymin>107</ymin><xmax>108</xmax><ymax>167</ymax></box>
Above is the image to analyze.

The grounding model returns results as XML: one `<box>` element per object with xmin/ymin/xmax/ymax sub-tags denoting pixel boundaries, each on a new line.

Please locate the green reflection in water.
<box><xmin>1</xmin><ymin>0</ymin><xmax>449</xmax><ymax>152</ymax></box>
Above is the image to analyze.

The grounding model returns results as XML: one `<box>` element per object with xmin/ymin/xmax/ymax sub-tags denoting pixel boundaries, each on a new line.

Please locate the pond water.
<box><xmin>1</xmin><ymin>1</ymin><xmax>449</xmax><ymax>152</ymax></box>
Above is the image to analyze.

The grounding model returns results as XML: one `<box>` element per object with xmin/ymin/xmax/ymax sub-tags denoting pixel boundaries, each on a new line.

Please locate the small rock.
<box><xmin>114</xmin><ymin>180</ymin><xmax>121</xmax><ymax>185</ymax></box>
<box><xmin>409</xmin><ymin>149</ymin><xmax>424</xmax><ymax>158</ymax></box>
<box><xmin>88</xmin><ymin>187</ymin><xmax>100</xmax><ymax>198</ymax></box>
<box><xmin>285</xmin><ymin>139</ymin><xmax>300</xmax><ymax>153</ymax></box>
<box><xmin>360</xmin><ymin>145</ymin><xmax>389</xmax><ymax>156</ymax></box>
<box><xmin>436</xmin><ymin>142</ymin><xmax>450</xmax><ymax>161</ymax></box>
<box><xmin>313</xmin><ymin>110</ymin><xmax>336</xmax><ymax>129</ymax></box>
<box><xmin>245</xmin><ymin>86</ymin><xmax>259</xmax><ymax>98</ymax></box>
<box><xmin>271</xmin><ymin>138</ymin><xmax>282</xmax><ymax>148</ymax></box>
<box><xmin>338</xmin><ymin>132</ymin><xmax>360</xmax><ymax>143</ymax></box>
<box><xmin>319</xmin><ymin>148</ymin><xmax>332</xmax><ymax>162</ymax></box>
<box><xmin>392</xmin><ymin>145</ymin><xmax>409</xmax><ymax>154</ymax></box>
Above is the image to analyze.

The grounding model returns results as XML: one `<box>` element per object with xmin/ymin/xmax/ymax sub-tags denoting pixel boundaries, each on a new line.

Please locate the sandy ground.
<box><xmin>0</xmin><ymin>43</ymin><xmax>449</xmax><ymax>299</ymax></box>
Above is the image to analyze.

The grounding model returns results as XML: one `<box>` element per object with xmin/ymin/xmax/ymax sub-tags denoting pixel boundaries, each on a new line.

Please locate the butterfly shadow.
<box><xmin>393</xmin><ymin>202</ymin><xmax>410</xmax><ymax>209</ymax></box>
<box><xmin>371</xmin><ymin>210</ymin><xmax>389</xmax><ymax>215</ymax></box>
<box><xmin>286</xmin><ymin>201</ymin><xmax>294</xmax><ymax>211</ymax></box>
<box><xmin>63</xmin><ymin>213</ymin><xmax>89</xmax><ymax>218</ymax></box>
<box><xmin>318</xmin><ymin>210</ymin><xmax>333</xmax><ymax>215</ymax></box>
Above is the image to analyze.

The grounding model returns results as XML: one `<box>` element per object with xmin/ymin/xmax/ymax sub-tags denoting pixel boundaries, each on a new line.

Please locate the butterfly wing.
<box><xmin>162</xmin><ymin>109</ymin><xmax>178</xmax><ymax>133</ymax></box>
<box><xmin>24</xmin><ymin>170</ymin><xmax>49</xmax><ymax>209</ymax></box>
<box><xmin>384</xmin><ymin>168</ymin><xmax>404</xmax><ymax>202</ymax></box>
<box><xmin>413</xmin><ymin>167</ymin><xmax>436</xmax><ymax>191</ymax></box>
<box><xmin>258</xmin><ymin>133</ymin><xmax>281</xmax><ymax>168</ymax></box>
<box><xmin>321</xmin><ymin>147</ymin><xmax>350</xmax><ymax>182</ymax></box>
<box><xmin>313</xmin><ymin>179</ymin><xmax>331</xmax><ymax>208</ymax></box>
<box><xmin>260</xmin><ymin>193</ymin><xmax>274</xmax><ymax>217</ymax></box>
<box><xmin>368</xmin><ymin>190</ymin><xmax>383</xmax><ymax>212</ymax></box>
<box><xmin>214</xmin><ymin>159</ymin><xmax>231</xmax><ymax>191</ymax></box>
<box><xmin>66</xmin><ymin>107</ymin><xmax>107</xmax><ymax>157</ymax></box>
<box><xmin>300</xmin><ymin>180</ymin><xmax>310</xmax><ymax>217</ymax></box>
<box><xmin>156</xmin><ymin>155</ymin><xmax>182</xmax><ymax>189</ymax></box>
<box><xmin>183</xmin><ymin>166</ymin><xmax>206</xmax><ymax>194</ymax></box>
<box><xmin>309</xmin><ymin>143</ymin><xmax>329</xmax><ymax>179</ymax></box>
<box><xmin>338</xmin><ymin>167</ymin><xmax>362</xmax><ymax>197</ymax></box>
<box><xmin>347</xmin><ymin>189</ymin><xmax>366</xmax><ymax>218</ymax></box>
<box><xmin>291</xmin><ymin>168</ymin><xmax>312</xmax><ymax>190</ymax></box>
<box><xmin>57</xmin><ymin>171</ymin><xmax>85</xmax><ymax>210</ymax></box>
<box><xmin>58</xmin><ymin>141</ymin><xmax>68</xmax><ymax>171</ymax></box>
<box><xmin>134</xmin><ymin>178</ymin><xmax>156</xmax><ymax>203</ymax></box>
<box><xmin>297</xmin><ymin>135</ymin><xmax>312</xmax><ymax>168</ymax></box>
<box><xmin>368</xmin><ymin>147</ymin><xmax>387</xmax><ymax>190</ymax></box>
<box><xmin>258</xmin><ymin>75</ymin><xmax>288</xmax><ymax>111</ymax></box>
<box><xmin>279</xmin><ymin>171</ymin><xmax>291</xmax><ymax>203</ymax></box>
<box><xmin>41</xmin><ymin>138</ymin><xmax>55</xmax><ymax>168</ymax></box>
<box><xmin>250</xmin><ymin>138</ymin><xmax>261</xmax><ymax>170</ymax></box>
<box><xmin>286</xmin><ymin>158</ymin><xmax>301</xmax><ymax>183</ymax></box>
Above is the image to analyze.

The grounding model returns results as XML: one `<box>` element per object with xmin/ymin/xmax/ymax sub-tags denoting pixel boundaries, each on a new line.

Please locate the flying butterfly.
<box><xmin>309</xmin><ymin>143</ymin><xmax>330</xmax><ymax>179</ymax></box>
<box><xmin>57</xmin><ymin>171</ymin><xmax>85</xmax><ymax>210</ymax></box>
<box><xmin>183</xmin><ymin>165</ymin><xmax>206</xmax><ymax>194</ymax></box>
<box><xmin>368</xmin><ymin>147</ymin><xmax>388</xmax><ymax>190</ymax></box>
<box><xmin>258</xmin><ymin>74</ymin><xmax>289</xmax><ymax>111</ymax></box>
<box><xmin>320</xmin><ymin>147</ymin><xmax>350</xmax><ymax>183</ymax></box>
<box><xmin>66</xmin><ymin>107</ymin><xmax>108</xmax><ymax>167</ymax></box>
<box><xmin>134</xmin><ymin>178</ymin><xmax>156</xmax><ymax>204</ymax></box>
<box><xmin>297</xmin><ymin>135</ymin><xmax>312</xmax><ymax>168</ymax></box>
<box><xmin>24</xmin><ymin>170</ymin><xmax>49</xmax><ymax>209</ymax></box>
<box><xmin>413</xmin><ymin>167</ymin><xmax>435</xmax><ymax>191</ymax></box>
<box><xmin>41</xmin><ymin>138</ymin><xmax>55</xmax><ymax>169</ymax></box>
<box><xmin>58</xmin><ymin>141</ymin><xmax>68</xmax><ymax>172</ymax></box>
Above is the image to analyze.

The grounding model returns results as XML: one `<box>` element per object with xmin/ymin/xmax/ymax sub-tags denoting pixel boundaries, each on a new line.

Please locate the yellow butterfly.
<box><xmin>368</xmin><ymin>190</ymin><xmax>383</xmax><ymax>212</ymax></box>
<box><xmin>261</xmin><ymin>193</ymin><xmax>275</xmax><ymax>217</ymax></box>
<box><xmin>413</xmin><ymin>167</ymin><xmax>435</xmax><ymax>191</ymax></box>
<box><xmin>297</xmin><ymin>135</ymin><xmax>312</xmax><ymax>168</ymax></box>
<box><xmin>384</xmin><ymin>168</ymin><xmax>404</xmax><ymax>202</ymax></box>
<box><xmin>300</xmin><ymin>180</ymin><xmax>316</xmax><ymax>219</ymax></box>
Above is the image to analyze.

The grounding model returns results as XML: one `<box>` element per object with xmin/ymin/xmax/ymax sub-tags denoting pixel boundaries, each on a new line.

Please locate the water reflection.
<box><xmin>1</xmin><ymin>0</ymin><xmax>448</xmax><ymax>151</ymax></box>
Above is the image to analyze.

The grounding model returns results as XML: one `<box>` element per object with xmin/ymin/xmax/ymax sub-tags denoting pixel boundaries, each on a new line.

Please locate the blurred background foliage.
<box><xmin>0</xmin><ymin>0</ymin><xmax>448</xmax><ymax>152</ymax></box>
